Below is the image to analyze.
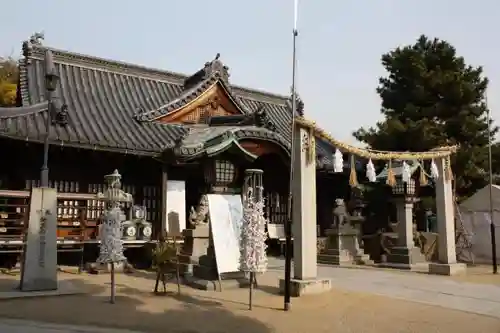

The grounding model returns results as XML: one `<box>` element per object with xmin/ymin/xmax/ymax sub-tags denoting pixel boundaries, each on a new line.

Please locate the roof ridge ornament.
<box><xmin>22</xmin><ymin>32</ymin><xmax>45</xmax><ymax>57</ymax></box>
<box><xmin>183</xmin><ymin>53</ymin><xmax>230</xmax><ymax>91</ymax></box>
<box><xmin>29</xmin><ymin>32</ymin><xmax>45</xmax><ymax>46</ymax></box>
<box><xmin>254</xmin><ymin>106</ymin><xmax>276</xmax><ymax>131</ymax></box>
<box><xmin>287</xmin><ymin>89</ymin><xmax>304</xmax><ymax>116</ymax></box>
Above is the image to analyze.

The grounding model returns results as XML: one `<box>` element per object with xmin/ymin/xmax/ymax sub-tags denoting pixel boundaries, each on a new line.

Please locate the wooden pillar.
<box><xmin>160</xmin><ymin>164</ymin><xmax>168</xmax><ymax>236</ymax></box>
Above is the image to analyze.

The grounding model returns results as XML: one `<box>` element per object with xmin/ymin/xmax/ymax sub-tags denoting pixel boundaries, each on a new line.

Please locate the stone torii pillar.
<box><xmin>279</xmin><ymin>124</ymin><xmax>331</xmax><ymax>296</ymax></box>
<box><xmin>429</xmin><ymin>157</ymin><xmax>466</xmax><ymax>275</ymax></box>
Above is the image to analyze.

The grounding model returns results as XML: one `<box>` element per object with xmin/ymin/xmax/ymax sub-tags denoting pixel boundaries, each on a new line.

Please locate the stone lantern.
<box><xmin>391</xmin><ymin>178</ymin><xmax>417</xmax><ymax>198</ymax></box>
<box><xmin>386</xmin><ymin>175</ymin><xmax>426</xmax><ymax>267</ymax></box>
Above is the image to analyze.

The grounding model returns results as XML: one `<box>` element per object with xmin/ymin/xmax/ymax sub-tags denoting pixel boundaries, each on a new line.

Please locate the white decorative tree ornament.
<box><xmin>402</xmin><ymin>161</ymin><xmax>411</xmax><ymax>183</ymax></box>
<box><xmin>240</xmin><ymin>169</ymin><xmax>268</xmax><ymax>311</ymax></box>
<box><xmin>333</xmin><ymin>149</ymin><xmax>344</xmax><ymax>173</ymax></box>
<box><xmin>239</xmin><ymin>187</ymin><xmax>268</xmax><ymax>274</ymax></box>
<box><xmin>97</xmin><ymin>208</ymin><xmax>127</xmax><ymax>263</ymax></box>
<box><xmin>366</xmin><ymin>159</ymin><xmax>377</xmax><ymax>182</ymax></box>
<box><xmin>430</xmin><ymin>159</ymin><xmax>439</xmax><ymax>179</ymax></box>
<box><xmin>96</xmin><ymin>169</ymin><xmax>133</xmax><ymax>304</ymax></box>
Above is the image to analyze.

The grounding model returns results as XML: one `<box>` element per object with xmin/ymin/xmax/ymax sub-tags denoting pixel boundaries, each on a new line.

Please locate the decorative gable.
<box><xmin>135</xmin><ymin>54</ymin><xmax>250</xmax><ymax>124</ymax></box>
<box><xmin>156</xmin><ymin>81</ymin><xmax>244</xmax><ymax>124</ymax></box>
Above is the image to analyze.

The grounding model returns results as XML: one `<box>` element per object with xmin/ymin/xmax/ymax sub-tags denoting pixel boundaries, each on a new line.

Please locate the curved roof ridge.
<box><xmin>135</xmin><ymin>77</ymin><xmax>218</xmax><ymax>122</ymax></box>
<box><xmin>136</xmin><ymin>75</ymin><xmax>251</xmax><ymax>122</ymax></box>
<box><xmin>25</xmin><ymin>43</ymin><xmax>290</xmax><ymax>104</ymax></box>
<box><xmin>0</xmin><ymin>102</ymin><xmax>47</xmax><ymax>119</ymax></box>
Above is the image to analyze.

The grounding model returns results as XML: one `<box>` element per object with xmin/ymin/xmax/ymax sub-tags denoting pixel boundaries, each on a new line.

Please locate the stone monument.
<box><xmin>20</xmin><ymin>187</ymin><xmax>58</xmax><ymax>291</ymax></box>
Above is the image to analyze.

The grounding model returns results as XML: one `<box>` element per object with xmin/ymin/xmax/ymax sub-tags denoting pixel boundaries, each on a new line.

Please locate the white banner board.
<box><xmin>207</xmin><ymin>194</ymin><xmax>243</xmax><ymax>274</ymax></box>
<box><xmin>166</xmin><ymin>181</ymin><xmax>186</xmax><ymax>236</ymax></box>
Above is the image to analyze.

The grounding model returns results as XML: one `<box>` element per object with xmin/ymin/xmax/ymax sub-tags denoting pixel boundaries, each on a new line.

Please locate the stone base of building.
<box><xmin>184</xmin><ymin>272</ymin><xmax>251</xmax><ymax>291</ymax></box>
<box><xmin>19</xmin><ymin>278</ymin><xmax>58</xmax><ymax>292</ymax></box>
<box><xmin>379</xmin><ymin>262</ymin><xmax>429</xmax><ymax>271</ymax></box>
<box><xmin>386</xmin><ymin>246</ymin><xmax>426</xmax><ymax>265</ymax></box>
<box><xmin>279</xmin><ymin>278</ymin><xmax>331</xmax><ymax>297</ymax></box>
<box><xmin>317</xmin><ymin>250</ymin><xmax>373</xmax><ymax>266</ymax></box>
<box><xmin>428</xmin><ymin>262</ymin><xmax>467</xmax><ymax>276</ymax></box>
<box><xmin>4</xmin><ymin>280</ymin><xmax>81</xmax><ymax>299</ymax></box>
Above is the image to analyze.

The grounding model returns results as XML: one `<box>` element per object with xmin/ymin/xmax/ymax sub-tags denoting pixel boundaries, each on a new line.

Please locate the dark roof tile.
<box><xmin>2</xmin><ymin>40</ymin><xmax>337</xmax><ymax>161</ymax></box>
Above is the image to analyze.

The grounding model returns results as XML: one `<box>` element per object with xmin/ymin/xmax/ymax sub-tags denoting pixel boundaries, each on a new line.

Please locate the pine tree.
<box><xmin>0</xmin><ymin>57</ymin><xmax>18</xmax><ymax>107</ymax></box>
<box><xmin>353</xmin><ymin>35</ymin><xmax>497</xmax><ymax>198</ymax></box>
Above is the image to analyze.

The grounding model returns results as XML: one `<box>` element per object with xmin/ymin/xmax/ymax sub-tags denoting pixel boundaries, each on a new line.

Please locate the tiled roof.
<box><xmin>376</xmin><ymin>160</ymin><xmax>421</xmax><ymax>180</ymax></box>
<box><xmin>0</xmin><ymin>37</ymin><xmax>337</xmax><ymax>161</ymax></box>
<box><xmin>171</xmin><ymin>125</ymin><xmax>291</xmax><ymax>160</ymax></box>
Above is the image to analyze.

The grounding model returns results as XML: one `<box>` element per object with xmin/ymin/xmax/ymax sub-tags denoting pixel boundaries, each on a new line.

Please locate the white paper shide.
<box><xmin>239</xmin><ymin>187</ymin><xmax>268</xmax><ymax>273</ymax></box>
<box><xmin>97</xmin><ymin>206</ymin><xmax>126</xmax><ymax>263</ymax></box>
<box><xmin>96</xmin><ymin>170</ymin><xmax>132</xmax><ymax>264</ymax></box>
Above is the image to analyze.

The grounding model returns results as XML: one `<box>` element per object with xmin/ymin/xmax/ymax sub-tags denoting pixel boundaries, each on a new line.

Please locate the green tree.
<box><xmin>353</xmin><ymin>35</ymin><xmax>496</xmax><ymax>199</ymax></box>
<box><xmin>0</xmin><ymin>57</ymin><xmax>18</xmax><ymax>107</ymax></box>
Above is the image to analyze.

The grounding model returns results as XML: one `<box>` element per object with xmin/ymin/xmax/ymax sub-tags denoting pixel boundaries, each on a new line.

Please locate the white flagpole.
<box><xmin>285</xmin><ymin>0</ymin><xmax>299</xmax><ymax>312</ymax></box>
<box><xmin>293</xmin><ymin>0</ymin><xmax>298</xmax><ymax>32</ymax></box>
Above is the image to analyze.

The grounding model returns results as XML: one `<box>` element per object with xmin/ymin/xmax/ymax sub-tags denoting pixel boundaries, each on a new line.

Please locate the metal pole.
<box><xmin>249</xmin><ymin>271</ymin><xmax>254</xmax><ymax>310</ymax></box>
<box><xmin>487</xmin><ymin>95</ymin><xmax>498</xmax><ymax>274</ymax></box>
<box><xmin>284</xmin><ymin>1</ymin><xmax>299</xmax><ymax>311</ymax></box>
<box><xmin>110</xmin><ymin>262</ymin><xmax>116</xmax><ymax>303</ymax></box>
<box><xmin>40</xmin><ymin>96</ymin><xmax>51</xmax><ymax>188</ymax></box>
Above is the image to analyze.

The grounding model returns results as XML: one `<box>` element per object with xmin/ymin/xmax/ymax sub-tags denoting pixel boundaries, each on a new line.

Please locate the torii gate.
<box><xmin>280</xmin><ymin>117</ymin><xmax>464</xmax><ymax>297</ymax></box>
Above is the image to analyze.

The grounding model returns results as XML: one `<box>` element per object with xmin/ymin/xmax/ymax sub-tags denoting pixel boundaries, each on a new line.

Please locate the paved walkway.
<box><xmin>0</xmin><ymin>319</ymin><xmax>142</xmax><ymax>333</ymax></box>
<box><xmin>269</xmin><ymin>258</ymin><xmax>500</xmax><ymax>319</ymax></box>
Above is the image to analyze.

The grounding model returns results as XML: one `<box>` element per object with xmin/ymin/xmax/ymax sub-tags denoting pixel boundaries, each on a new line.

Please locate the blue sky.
<box><xmin>1</xmin><ymin>0</ymin><xmax>498</xmax><ymax>144</ymax></box>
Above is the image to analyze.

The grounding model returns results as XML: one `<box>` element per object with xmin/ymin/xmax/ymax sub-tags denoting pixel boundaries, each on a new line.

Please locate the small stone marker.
<box><xmin>20</xmin><ymin>187</ymin><xmax>58</xmax><ymax>291</ymax></box>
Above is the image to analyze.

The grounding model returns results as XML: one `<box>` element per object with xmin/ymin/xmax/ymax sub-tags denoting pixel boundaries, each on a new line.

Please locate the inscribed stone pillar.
<box><xmin>20</xmin><ymin>187</ymin><xmax>58</xmax><ymax>291</ymax></box>
<box><xmin>279</xmin><ymin>125</ymin><xmax>331</xmax><ymax>296</ymax></box>
<box><xmin>429</xmin><ymin>157</ymin><xmax>466</xmax><ymax>275</ymax></box>
<box><xmin>292</xmin><ymin>126</ymin><xmax>317</xmax><ymax>280</ymax></box>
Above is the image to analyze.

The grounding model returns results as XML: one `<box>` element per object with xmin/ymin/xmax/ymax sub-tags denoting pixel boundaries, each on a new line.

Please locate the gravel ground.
<box><xmin>0</xmin><ymin>270</ymin><xmax>499</xmax><ymax>333</ymax></box>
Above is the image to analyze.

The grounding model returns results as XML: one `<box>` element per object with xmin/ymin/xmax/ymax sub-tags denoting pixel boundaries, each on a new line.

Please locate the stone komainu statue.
<box><xmin>332</xmin><ymin>198</ymin><xmax>350</xmax><ymax>228</ymax></box>
<box><xmin>189</xmin><ymin>194</ymin><xmax>209</xmax><ymax>226</ymax></box>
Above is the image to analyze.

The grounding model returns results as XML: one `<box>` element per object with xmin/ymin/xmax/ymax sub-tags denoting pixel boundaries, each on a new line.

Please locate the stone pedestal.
<box><xmin>428</xmin><ymin>157</ymin><xmax>467</xmax><ymax>276</ymax></box>
<box><xmin>279</xmin><ymin>278</ymin><xmax>332</xmax><ymax>297</ymax></box>
<box><xmin>386</xmin><ymin>199</ymin><xmax>426</xmax><ymax>268</ymax></box>
<box><xmin>181</xmin><ymin>225</ymin><xmax>210</xmax><ymax>276</ymax></box>
<box><xmin>429</xmin><ymin>262</ymin><xmax>466</xmax><ymax>275</ymax></box>
<box><xmin>20</xmin><ymin>188</ymin><xmax>58</xmax><ymax>292</ymax></box>
<box><xmin>386</xmin><ymin>247</ymin><xmax>426</xmax><ymax>267</ymax></box>
<box><xmin>317</xmin><ymin>227</ymin><xmax>372</xmax><ymax>265</ymax></box>
<box><xmin>182</xmin><ymin>224</ymin><xmax>246</xmax><ymax>290</ymax></box>
<box><xmin>278</xmin><ymin>125</ymin><xmax>331</xmax><ymax>296</ymax></box>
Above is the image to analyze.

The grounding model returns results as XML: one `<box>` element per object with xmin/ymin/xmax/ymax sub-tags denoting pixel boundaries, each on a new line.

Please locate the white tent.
<box><xmin>459</xmin><ymin>184</ymin><xmax>500</xmax><ymax>264</ymax></box>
